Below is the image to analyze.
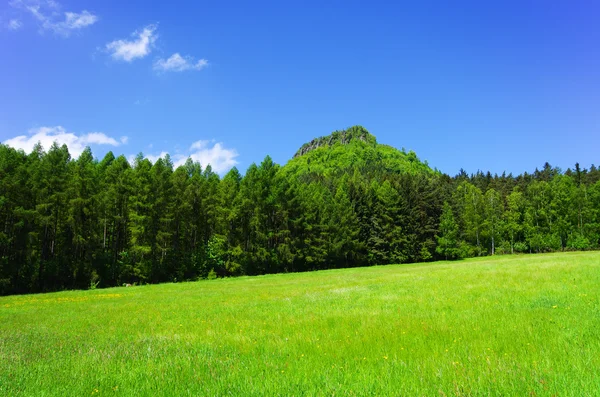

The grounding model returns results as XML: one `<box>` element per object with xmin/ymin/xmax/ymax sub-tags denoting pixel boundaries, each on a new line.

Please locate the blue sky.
<box><xmin>1</xmin><ymin>0</ymin><xmax>599</xmax><ymax>175</ymax></box>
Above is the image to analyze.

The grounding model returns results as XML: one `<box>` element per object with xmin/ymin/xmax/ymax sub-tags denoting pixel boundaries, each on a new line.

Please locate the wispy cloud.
<box><xmin>3</xmin><ymin>126</ymin><xmax>127</xmax><ymax>158</ymax></box>
<box><xmin>106</xmin><ymin>25</ymin><xmax>158</xmax><ymax>62</ymax></box>
<box><xmin>133</xmin><ymin>140</ymin><xmax>238</xmax><ymax>174</ymax></box>
<box><xmin>153</xmin><ymin>53</ymin><xmax>209</xmax><ymax>73</ymax></box>
<box><xmin>7</xmin><ymin>19</ymin><xmax>23</xmax><ymax>30</ymax></box>
<box><xmin>60</xmin><ymin>11</ymin><xmax>97</xmax><ymax>30</ymax></box>
<box><xmin>182</xmin><ymin>140</ymin><xmax>238</xmax><ymax>173</ymax></box>
<box><xmin>10</xmin><ymin>0</ymin><xmax>97</xmax><ymax>36</ymax></box>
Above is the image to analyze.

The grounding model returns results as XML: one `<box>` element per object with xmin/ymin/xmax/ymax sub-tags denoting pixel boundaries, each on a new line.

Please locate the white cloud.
<box><xmin>181</xmin><ymin>140</ymin><xmax>238</xmax><ymax>173</ymax></box>
<box><xmin>3</xmin><ymin>126</ymin><xmax>127</xmax><ymax>158</ymax></box>
<box><xmin>153</xmin><ymin>53</ymin><xmax>209</xmax><ymax>73</ymax></box>
<box><xmin>83</xmin><ymin>132</ymin><xmax>120</xmax><ymax>146</ymax></box>
<box><xmin>136</xmin><ymin>140</ymin><xmax>238</xmax><ymax>174</ymax></box>
<box><xmin>7</xmin><ymin>19</ymin><xmax>23</xmax><ymax>30</ymax></box>
<box><xmin>10</xmin><ymin>0</ymin><xmax>97</xmax><ymax>36</ymax></box>
<box><xmin>106</xmin><ymin>25</ymin><xmax>157</xmax><ymax>62</ymax></box>
<box><xmin>190</xmin><ymin>140</ymin><xmax>211</xmax><ymax>151</ymax></box>
<box><xmin>60</xmin><ymin>11</ymin><xmax>97</xmax><ymax>30</ymax></box>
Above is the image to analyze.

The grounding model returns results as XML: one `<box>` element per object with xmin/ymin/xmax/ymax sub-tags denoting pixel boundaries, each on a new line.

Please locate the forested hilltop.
<box><xmin>1</xmin><ymin>126</ymin><xmax>599</xmax><ymax>295</ymax></box>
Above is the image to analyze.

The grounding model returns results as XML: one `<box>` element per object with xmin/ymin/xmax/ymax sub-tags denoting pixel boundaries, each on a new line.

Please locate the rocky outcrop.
<box><xmin>293</xmin><ymin>126</ymin><xmax>377</xmax><ymax>158</ymax></box>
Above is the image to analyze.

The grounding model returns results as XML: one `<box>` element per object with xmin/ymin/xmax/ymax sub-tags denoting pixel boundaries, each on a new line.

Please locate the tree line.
<box><xmin>1</xmin><ymin>134</ymin><xmax>599</xmax><ymax>295</ymax></box>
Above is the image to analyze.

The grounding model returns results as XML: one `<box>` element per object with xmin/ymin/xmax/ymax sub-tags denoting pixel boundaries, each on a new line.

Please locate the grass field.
<box><xmin>1</xmin><ymin>252</ymin><xmax>599</xmax><ymax>396</ymax></box>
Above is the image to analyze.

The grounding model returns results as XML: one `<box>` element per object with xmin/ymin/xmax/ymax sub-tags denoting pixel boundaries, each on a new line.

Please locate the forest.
<box><xmin>1</xmin><ymin>126</ymin><xmax>599</xmax><ymax>295</ymax></box>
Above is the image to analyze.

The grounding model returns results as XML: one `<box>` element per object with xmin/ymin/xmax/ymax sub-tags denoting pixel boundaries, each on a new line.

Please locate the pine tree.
<box><xmin>330</xmin><ymin>180</ymin><xmax>361</xmax><ymax>267</ymax></box>
<box><xmin>150</xmin><ymin>156</ymin><xmax>174</xmax><ymax>281</ymax></box>
<box><xmin>126</xmin><ymin>154</ymin><xmax>152</xmax><ymax>283</ymax></box>
<box><xmin>67</xmin><ymin>147</ymin><xmax>99</xmax><ymax>288</ymax></box>
<box><xmin>33</xmin><ymin>142</ymin><xmax>71</xmax><ymax>291</ymax></box>
<box><xmin>436</xmin><ymin>202</ymin><xmax>460</xmax><ymax>260</ymax></box>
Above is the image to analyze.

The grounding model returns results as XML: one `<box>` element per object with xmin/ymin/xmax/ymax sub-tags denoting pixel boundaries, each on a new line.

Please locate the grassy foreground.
<box><xmin>1</xmin><ymin>253</ymin><xmax>599</xmax><ymax>396</ymax></box>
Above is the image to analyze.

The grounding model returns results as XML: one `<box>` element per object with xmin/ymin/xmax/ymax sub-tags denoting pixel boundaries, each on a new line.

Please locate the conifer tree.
<box><xmin>436</xmin><ymin>202</ymin><xmax>460</xmax><ymax>260</ymax></box>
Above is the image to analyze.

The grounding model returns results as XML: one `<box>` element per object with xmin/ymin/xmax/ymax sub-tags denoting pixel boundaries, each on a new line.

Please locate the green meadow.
<box><xmin>1</xmin><ymin>252</ymin><xmax>599</xmax><ymax>396</ymax></box>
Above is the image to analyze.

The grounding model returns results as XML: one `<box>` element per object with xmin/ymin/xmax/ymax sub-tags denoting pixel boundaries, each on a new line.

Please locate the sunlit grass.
<box><xmin>1</xmin><ymin>252</ymin><xmax>599</xmax><ymax>395</ymax></box>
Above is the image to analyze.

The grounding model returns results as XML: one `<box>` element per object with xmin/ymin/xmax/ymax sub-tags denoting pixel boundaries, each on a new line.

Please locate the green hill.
<box><xmin>284</xmin><ymin>125</ymin><xmax>434</xmax><ymax>178</ymax></box>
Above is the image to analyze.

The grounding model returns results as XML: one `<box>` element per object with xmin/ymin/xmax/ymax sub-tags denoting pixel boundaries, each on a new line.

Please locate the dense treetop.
<box><xmin>0</xmin><ymin>126</ymin><xmax>599</xmax><ymax>295</ymax></box>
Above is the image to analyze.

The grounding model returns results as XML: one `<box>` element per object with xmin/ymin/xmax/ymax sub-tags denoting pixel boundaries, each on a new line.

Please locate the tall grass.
<box><xmin>1</xmin><ymin>252</ymin><xmax>599</xmax><ymax>395</ymax></box>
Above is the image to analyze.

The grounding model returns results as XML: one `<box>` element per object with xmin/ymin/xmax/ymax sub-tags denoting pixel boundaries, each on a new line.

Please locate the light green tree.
<box><xmin>436</xmin><ymin>202</ymin><xmax>460</xmax><ymax>260</ymax></box>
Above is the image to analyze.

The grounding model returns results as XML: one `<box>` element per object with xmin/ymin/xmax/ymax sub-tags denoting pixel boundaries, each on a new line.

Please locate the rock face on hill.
<box><xmin>293</xmin><ymin>126</ymin><xmax>377</xmax><ymax>158</ymax></box>
<box><xmin>285</xmin><ymin>125</ymin><xmax>432</xmax><ymax>176</ymax></box>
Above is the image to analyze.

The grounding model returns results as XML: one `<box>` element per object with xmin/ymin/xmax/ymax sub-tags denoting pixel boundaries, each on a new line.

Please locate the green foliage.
<box><xmin>206</xmin><ymin>268</ymin><xmax>217</xmax><ymax>280</ymax></box>
<box><xmin>454</xmin><ymin>181</ymin><xmax>484</xmax><ymax>253</ymax></box>
<box><xmin>293</xmin><ymin>125</ymin><xmax>377</xmax><ymax>158</ymax></box>
<box><xmin>419</xmin><ymin>241</ymin><xmax>434</xmax><ymax>261</ymax></box>
<box><xmin>483</xmin><ymin>188</ymin><xmax>503</xmax><ymax>255</ymax></box>
<box><xmin>568</xmin><ymin>235</ymin><xmax>591</xmax><ymax>251</ymax></box>
<box><xmin>458</xmin><ymin>241</ymin><xmax>477</xmax><ymax>258</ymax></box>
<box><xmin>496</xmin><ymin>240</ymin><xmax>512</xmax><ymax>255</ymax></box>
<box><xmin>513</xmin><ymin>241</ymin><xmax>529</xmax><ymax>253</ymax></box>
<box><xmin>285</xmin><ymin>126</ymin><xmax>434</xmax><ymax>181</ymax></box>
<box><xmin>504</xmin><ymin>190</ymin><xmax>525</xmax><ymax>254</ymax></box>
<box><xmin>89</xmin><ymin>271</ymin><xmax>100</xmax><ymax>290</ymax></box>
<box><xmin>1</xmin><ymin>126</ymin><xmax>600</xmax><ymax>295</ymax></box>
<box><xmin>206</xmin><ymin>235</ymin><xmax>226</xmax><ymax>277</ymax></box>
<box><xmin>436</xmin><ymin>202</ymin><xmax>461</xmax><ymax>260</ymax></box>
